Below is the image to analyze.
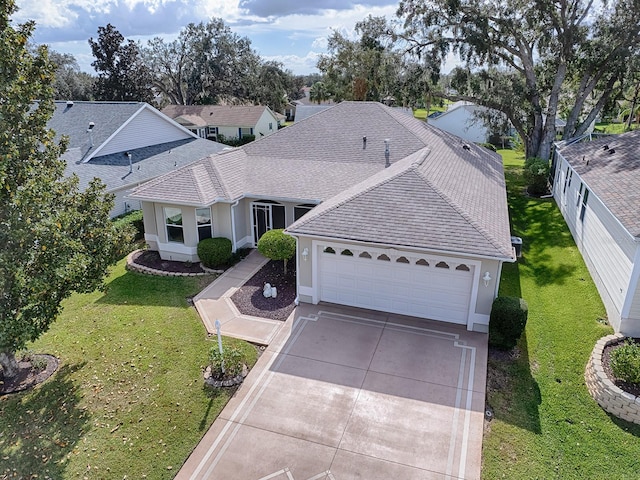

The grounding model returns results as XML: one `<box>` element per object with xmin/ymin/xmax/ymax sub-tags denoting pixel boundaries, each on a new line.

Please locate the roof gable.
<box><xmin>162</xmin><ymin>105</ymin><xmax>275</xmax><ymax>128</ymax></box>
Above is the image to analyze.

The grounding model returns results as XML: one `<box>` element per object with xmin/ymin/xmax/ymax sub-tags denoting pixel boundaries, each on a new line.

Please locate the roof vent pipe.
<box><xmin>384</xmin><ymin>139</ymin><xmax>390</xmax><ymax>168</ymax></box>
<box><xmin>363</xmin><ymin>136</ymin><xmax>367</xmax><ymax>149</ymax></box>
<box><xmin>86</xmin><ymin>122</ymin><xmax>95</xmax><ymax>147</ymax></box>
<box><xmin>66</xmin><ymin>101</ymin><xmax>73</xmax><ymax>107</ymax></box>
<box><xmin>126</xmin><ymin>152</ymin><xmax>132</xmax><ymax>174</ymax></box>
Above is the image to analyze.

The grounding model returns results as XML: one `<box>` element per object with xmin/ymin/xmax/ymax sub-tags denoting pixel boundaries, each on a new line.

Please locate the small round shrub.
<box><xmin>610</xmin><ymin>341</ymin><xmax>640</xmax><ymax>384</ymax></box>
<box><xmin>209</xmin><ymin>346</ymin><xmax>244</xmax><ymax>378</ymax></box>
<box><xmin>257</xmin><ymin>229</ymin><xmax>296</xmax><ymax>274</ymax></box>
<box><xmin>197</xmin><ymin>237</ymin><xmax>232</xmax><ymax>268</ymax></box>
<box><xmin>524</xmin><ymin>157</ymin><xmax>550</xmax><ymax>195</ymax></box>
<box><xmin>489</xmin><ymin>296</ymin><xmax>528</xmax><ymax>350</ymax></box>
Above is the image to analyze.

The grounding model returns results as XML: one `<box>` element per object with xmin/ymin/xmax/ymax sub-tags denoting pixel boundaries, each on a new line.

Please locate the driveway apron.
<box><xmin>177</xmin><ymin>303</ymin><xmax>488</xmax><ymax>480</ymax></box>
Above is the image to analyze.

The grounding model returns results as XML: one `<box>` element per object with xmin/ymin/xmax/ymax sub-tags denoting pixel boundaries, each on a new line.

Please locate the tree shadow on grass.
<box><xmin>608</xmin><ymin>413</ymin><xmax>640</xmax><ymax>437</ymax></box>
<box><xmin>0</xmin><ymin>363</ymin><xmax>89</xmax><ymax>478</ymax></box>
<box><xmin>486</xmin><ymin>331</ymin><xmax>542</xmax><ymax>434</ymax></box>
<box><xmin>95</xmin><ymin>270</ymin><xmax>204</xmax><ymax>307</ymax></box>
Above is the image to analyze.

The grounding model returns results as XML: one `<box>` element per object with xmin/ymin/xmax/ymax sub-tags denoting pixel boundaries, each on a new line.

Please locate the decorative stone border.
<box><xmin>125</xmin><ymin>249</ymin><xmax>223</xmax><ymax>277</ymax></box>
<box><xmin>585</xmin><ymin>333</ymin><xmax>640</xmax><ymax>425</ymax></box>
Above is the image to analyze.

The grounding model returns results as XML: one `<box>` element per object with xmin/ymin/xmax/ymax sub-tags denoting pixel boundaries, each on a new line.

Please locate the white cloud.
<box><xmin>264</xmin><ymin>51</ymin><xmax>323</xmax><ymax>75</ymax></box>
<box><xmin>311</xmin><ymin>36</ymin><xmax>328</xmax><ymax>50</ymax></box>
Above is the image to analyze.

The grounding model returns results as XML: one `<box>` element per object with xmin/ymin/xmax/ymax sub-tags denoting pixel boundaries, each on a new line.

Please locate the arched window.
<box><xmin>455</xmin><ymin>264</ymin><xmax>470</xmax><ymax>271</ymax></box>
<box><xmin>396</xmin><ymin>256</ymin><xmax>410</xmax><ymax>264</ymax></box>
<box><xmin>377</xmin><ymin>254</ymin><xmax>391</xmax><ymax>261</ymax></box>
<box><xmin>341</xmin><ymin>249</ymin><xmax>354</xmax><ymax>256</ymax></box>
<box><xmin>416</xmin><ymin>259</ymin><xmax>429</xmax><ymax>266</ymax></box>
<box><xmin>359</xmin><ymin>252</ymin><xmax>372</xmax><ymax>259</ymax></box>
<box><xmin>323</xmin><ymin>247</ymin><xmax>335</xmax><ymax>254</ymax></box>
<box><xmin>435</xmin><ymin>261</ymin><xmax>450</xmax><ymax>269</ymax></box>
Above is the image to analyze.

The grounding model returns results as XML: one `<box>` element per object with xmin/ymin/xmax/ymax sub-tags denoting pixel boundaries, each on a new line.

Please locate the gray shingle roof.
<box><xmin>49</xmin><ymin>101</ymin><xmax>144</xmax><ymax>160</ymax></box>
<box><xmin>162</xmin><ymin>105</ymin><xmax>274</xmax><ymax>128</ymax></box>
<box><xmin>63</xmin><ymin>138</ymin><xmax>227</xmax><ymax>193</ymax></box>
<box><xmin>130</xmin><ymin>101</ymin><xmax>513</xmax><ymax>259</ymax></box>
<box><xmin>558</xmin><ymin>129</ymin><xmax>640</xmax><ymax>237</ymax></box>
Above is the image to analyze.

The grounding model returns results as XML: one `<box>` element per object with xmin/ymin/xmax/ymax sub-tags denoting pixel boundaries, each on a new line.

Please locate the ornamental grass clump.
<box><xmin>611</xmin><ymin>341</ymin><xmax>640</xmax><ymax>384</ymax></box>
<box><xmin>209</xmin><ymin>346</ymin><xmax>244</xmax><ymax>379</ymax></box>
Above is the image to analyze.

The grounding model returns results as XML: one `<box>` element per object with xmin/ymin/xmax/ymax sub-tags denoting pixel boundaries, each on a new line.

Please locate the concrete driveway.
<box><xmin>177</xmin><ymin>303</ymin><xmax>488</xmax><ymax>480</ymax></box>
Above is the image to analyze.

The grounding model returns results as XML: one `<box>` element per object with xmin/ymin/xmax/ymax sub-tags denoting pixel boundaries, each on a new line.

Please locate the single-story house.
<box><xmin>552</xmin><ymin>130</ymin><xmax>640</xmax><ymax>336</ymax></box>
<box><xmin>161</xmin><ymin>105</ymin><xmax>280</xmax><ymax>142</ymax></box>
<box><xmin>293</xmin><ymin>105</ymin><xmax>333</xmax><ymax>122</ymax></box>
<box><xmin>129</xmin><ymin>102</ymin><xmax>515</xmax><ymax>332</ymax></box>
<box><xmin>50</xmin><ymin>101</ymin><xmax>226</xmax><ymax>217</ymax></box>
<box><xmin>428</xmin><ymin>101</ymin><xmax>494</xmax><ymax>144</ymax></box>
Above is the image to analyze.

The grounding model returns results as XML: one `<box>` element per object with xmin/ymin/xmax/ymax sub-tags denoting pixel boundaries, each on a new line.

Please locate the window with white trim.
<box><xmin>196</xmin><ymin>207</ymin><xmax>213</xmax><ymax>241</ymax></box>
<box><xmin>579</xmin><ymin>188</ymin><xmax>589</xmax><ymax>222</ymax></box>
<box><xmin>165</xmin><ymin>207</ymin><xmax>184</xmax><ymax>243</ymax></box>
<box><xmin>294</xmin><ymin>204</ymin><xmax>316</xmax><ymax>221</ymax></box>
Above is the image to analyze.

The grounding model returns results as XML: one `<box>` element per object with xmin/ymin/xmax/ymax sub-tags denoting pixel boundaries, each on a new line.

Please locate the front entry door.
<box><xmin>252</xmin><ymin>202</ymin><xmax>285</xmax><ymax>245</ymax></box>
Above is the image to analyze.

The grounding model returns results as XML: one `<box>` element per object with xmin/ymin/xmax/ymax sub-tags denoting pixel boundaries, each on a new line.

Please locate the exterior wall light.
<box><xmin>483</xmin><ymin>271</ymin><xmax>492</xmax><ymax>287</ymax></box>
<box><xmin>302</xmin><ymin>247</ymin><xmax>309</xmax><ymax>262</ymax></box>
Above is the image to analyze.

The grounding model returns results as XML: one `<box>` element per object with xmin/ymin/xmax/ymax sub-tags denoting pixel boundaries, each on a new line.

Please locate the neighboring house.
<box><xmin>129</xmin><ymin>102</ymin><xmax>515</xmax><ymax>332</ymax></box>
<box><xmin>428</xmin><ymin>101</ymin><xmax>493</xmax><ymax>144</ymax></box>
<box><xmin>162</xmin><ymin>105</ymin><xmax>280</xmax><ymax>142</ymax></box>
<box><xmin>293</xmin><ymin>105</ymin><xmax>332</xmax><ymax>122</ymax></box>
<box><xmin>50</xmin><ymin>101</ymin><xmax>226</xmax><ymax>217</ymax></box>
<box><xmin>552</xmin><ymin>130</ymin><xmax>640</xmax><ymax>336</ymax></box>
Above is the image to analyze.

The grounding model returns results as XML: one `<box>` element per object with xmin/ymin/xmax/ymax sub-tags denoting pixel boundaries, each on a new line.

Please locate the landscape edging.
<box><xmin>585</xmin><ymin>333</ymin><xmax>640</xmax><ymax>425</ymax></box>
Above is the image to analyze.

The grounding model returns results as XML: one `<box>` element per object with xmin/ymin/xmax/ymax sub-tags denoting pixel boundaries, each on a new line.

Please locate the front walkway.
<box><xmin>194</xmin><ymin>250</ymin><xmax>285</xmax><ymax>345</ymax></box>
<box><xmin>178</xmin><ymin>303</ymin><xmax>488</xmax><ymax>480</ymax></box>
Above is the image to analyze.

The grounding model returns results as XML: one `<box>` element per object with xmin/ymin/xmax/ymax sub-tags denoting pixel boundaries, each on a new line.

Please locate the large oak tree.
<box><xmin>0</xmin><ymin>1</ymin><xmax>120</xmax><ymax>378</ymax></box>
<box><xmin>398</xmin><ymin>0</ymin><xmax>640</xmax><ymax>159</ymax></box>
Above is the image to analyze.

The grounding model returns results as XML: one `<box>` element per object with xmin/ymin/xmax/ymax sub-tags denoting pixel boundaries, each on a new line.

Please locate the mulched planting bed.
<box><xmin>0</xmin><ymin>354</ymin><xmax>59</xmax><ymax>395</ymax></box>
<box><xmin>131</xmin><ymin>249</ymin><xmax>205</xmax><ymax>274</ymax></box>
<box><xmin>602</xmin><ymin>337</ymin><xmax>640</xmax><ymax>397</ymax></box>
<box><xmin>231</xmin><ymin>260</ymin><xmax>296</xmax><ymax>321</ymax></box>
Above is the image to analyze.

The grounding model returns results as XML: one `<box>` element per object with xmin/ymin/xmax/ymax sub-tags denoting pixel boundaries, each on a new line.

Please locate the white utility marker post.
<box><xmin>214</xmin><ymin>319</ymin><xmax>224</xmax><ymax>373</ymax></box>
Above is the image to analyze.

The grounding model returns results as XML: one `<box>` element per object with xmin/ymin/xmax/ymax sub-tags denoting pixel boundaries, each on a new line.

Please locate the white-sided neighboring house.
<box><xmin>50</xmin><ymin>101</ymin><xmax>227</xmax><ymax>217</ymax></box>
<box><xmin>128</xmin><ymin>102</ymin><xmax>515</xmax><ymax>332</ymax></box>
<box><xmin>162</xmin><ymin>105</ymin><xmax>280</xmax><ymax>142</ymax></box>
<box><xmin>428</xmin><ymin>101</ymin><xmax>491</xmax><ymax>144</ymax></box>
<box><xmin>552</xmin><ymin>130</ymin><xmax>640</xmax><ymax>335</ymax></box>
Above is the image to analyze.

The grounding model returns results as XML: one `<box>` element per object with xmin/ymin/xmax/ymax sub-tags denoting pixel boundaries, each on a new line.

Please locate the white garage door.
<box><xmin>318</xmin><ymin>246</ymin><xmax>475</xmax><ymax>324</ymax></box>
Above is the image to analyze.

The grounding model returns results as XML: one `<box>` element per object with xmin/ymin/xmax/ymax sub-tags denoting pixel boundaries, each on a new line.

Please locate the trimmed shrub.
<box><xmin>611</xmin><ymin>341</ymin><xmax>640</xmax><ymax>384</ymax></box>
<box><xmin>257</xmin><ymin>229</ymin><xmax>296</xmax><ymax>274</ymax></box>
<box><xmin>524</xmin><ymin>157</ymin><xmax>550</xmax><ymax>195</ymax></box>
<box><xmin>489</xmin><ymin>296</ymin><xmax>528</xmax><ymax>350</ymax></box>
<box><xmin>198</xmin><ymin>237</ymin><xmax>232</xmax><ymax>268</ymax></box>
<box><xmin>112</xmin><ymin>210</ymin><xmax>144</xmax><ymax>241</ymax></box>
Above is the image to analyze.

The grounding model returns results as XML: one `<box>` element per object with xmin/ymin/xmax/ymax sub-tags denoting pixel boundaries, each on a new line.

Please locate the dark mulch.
<box><xmin>132</xmin><ymin>250</ymin><xmax>205</xmax><ymax>274</ymax></box>
<box><xmin>230</xmin><ymin>260</ymin><xmax>297</xmax><ymax>321</ymax></box>
<box><xmin>602</xmin><ymin>337</ymin><xmax>640</xmax><ymax>397</ymax></box>
<box><xmin>0</xmin><ymin>354</ymin><xmax>59</xmax><ymax>395</ymax></box>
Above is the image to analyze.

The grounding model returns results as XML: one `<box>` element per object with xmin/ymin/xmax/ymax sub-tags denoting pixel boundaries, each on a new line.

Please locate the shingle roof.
<box><xmin>49</xmin><ymin>101</ymin><xmax>144</xmax><ymax>160</ymax></box>
<box><xmin>558</xmin><ymin>130</ymin><xmax>640</xmax><ymax>237</ymax></box>
<box><xmin>130</xmin><ymin>101</ymin><xmax>513</xmax><ymax>259</ymax></box>
<box><xmin>63</xmin><ymin>138</ymin><xmax>227</xmax><ymax>193</ymax></box>
<box><xmin>162</xmin><ymin>105</ymin><xmax>274</xmax><ymax>128</ymax></box>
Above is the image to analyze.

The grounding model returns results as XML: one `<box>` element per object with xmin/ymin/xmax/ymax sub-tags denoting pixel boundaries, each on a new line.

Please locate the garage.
<box><xmin>317</xmin><ymin>244</ymin><xmax>476</xmax><ymax>324</ymax></box>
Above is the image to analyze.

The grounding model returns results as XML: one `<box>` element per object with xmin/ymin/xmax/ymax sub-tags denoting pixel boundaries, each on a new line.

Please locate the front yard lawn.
<box><xmin>482</xmin><ymin>151</ymin><xmax>640</xmax><ymax>478</ymax></box>
<box><xmin>0</xmin><ymin>260</ymin><xmax>257</xmax><ymax>479</ymax></box>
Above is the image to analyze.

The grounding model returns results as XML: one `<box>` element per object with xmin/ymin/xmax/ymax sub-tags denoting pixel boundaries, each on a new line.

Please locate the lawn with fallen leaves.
<box><xmin>0</xmin><ymin>260</ymin><xmax>257</xmax><ymax>479</ymax></box>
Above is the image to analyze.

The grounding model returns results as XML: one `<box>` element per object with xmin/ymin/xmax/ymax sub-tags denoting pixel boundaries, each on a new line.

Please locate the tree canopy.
<box><xmin>49</xmin><ymin>50</ymin><xmax>95</xmax><ymax>101</ymax></box>
<box><xmin>397</xmin><ymin>0</ymin><xmax>640</xmax><ymax>159</ymax></box>
<box><xmin>89</xmin><ymin>23</ymin><xmax>155</xmax><ymax>103</ymax></box>
<box><xmin>0</xmin><ymin>1</ymin><xmax>120</xmax><ymax>378</ymax></box>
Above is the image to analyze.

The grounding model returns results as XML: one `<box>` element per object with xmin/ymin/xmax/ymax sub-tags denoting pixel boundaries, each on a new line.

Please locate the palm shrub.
<box><xmin>489</xmin><ymin>296</ymin><xmax>529</xmax><ymax>350</ymax></box>
<box><xmin>257</xmin><ymin>229</ymin><xmax>296</xmax><ymax>274</ymax></box>
<box><xmin>610</xmin><ymin>341</ymin><xmax>640</xmax><ymax>384</ymax></box>
<box><xmin>197</xmin><ymin>237</ymin><xmax>232</xmax><ymax>268</ymax></box>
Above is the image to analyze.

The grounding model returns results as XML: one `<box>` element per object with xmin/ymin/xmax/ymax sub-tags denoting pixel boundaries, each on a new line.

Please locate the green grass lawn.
<box><xmin>594</xmin><ymin>122</ymin><xmax>639</xmax><ymax>134</ymax></box>
<box><xmin>0</xmin><ymin>260</ymin><xmax>257</xmax><ymax>479</ymax></box>
<box><xmin>482</xmin><ymin>151</ymin><xmax>640</xmax><ymax>478</ymax></box>
<box><xmin>413</xmin><ymin>103</ymin><xmax>448</xmax><ymax>120</ymax></box>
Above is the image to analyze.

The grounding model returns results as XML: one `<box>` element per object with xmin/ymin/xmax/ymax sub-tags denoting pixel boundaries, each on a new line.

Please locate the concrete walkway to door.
<box><xmin>194</xmin><ymin>250</ymin><xmax>285</xmax><ymax>345</ymax></box>
<box><xmin>177</xmin><ymin>303</ymin><xmax>488</xmax><ymax>480</ymax></box>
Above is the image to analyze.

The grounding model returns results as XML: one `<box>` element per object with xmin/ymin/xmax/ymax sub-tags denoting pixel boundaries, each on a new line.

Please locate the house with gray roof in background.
<box><xmin>49</xmin><ymin>101</ymin><xmax>227</xmax><ymax>217</ymax></box>
<box><xmin>552</xmin><ymin>130</ymin><xmax>640</xmax><ymax>336</ymax></box>
<box><xmin>128</xmin><ymin>101</ymin><xmax>515</xmax><ymax>332</ymax></box>
<box><xmin>161</xmin><ymin>104</ymin><xmax>281</xmax><ymax>143</ymax></box>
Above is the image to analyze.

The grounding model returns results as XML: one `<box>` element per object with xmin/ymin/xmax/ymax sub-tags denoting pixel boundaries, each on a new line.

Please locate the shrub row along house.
<box><xmin>552</xmin><ymin>130</ymin><xmax>640</xmax><ymax>336</ymax></box>
<box><xmin>128</xmin><ymin>102</ymin><xmax>516</xmax><ymax>332</ymax></box>
<box><xmin>49</xmin><ymin>101</ymin><xmax>226</xmax><ymax>217</ymax></box>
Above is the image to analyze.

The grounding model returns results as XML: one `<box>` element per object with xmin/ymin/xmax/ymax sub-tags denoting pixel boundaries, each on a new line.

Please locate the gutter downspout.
<box><xmin>292</xmin><ymin>234</ymin><xmax>300</xmax><ymax>306</ymax></box>
<box><xmin>230</xmin><ymin>200</ymin><xmax>239</xmax><ymax>253</ymax></box>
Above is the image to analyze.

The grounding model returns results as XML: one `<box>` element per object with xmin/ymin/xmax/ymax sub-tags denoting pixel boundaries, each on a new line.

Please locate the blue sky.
<box><xmin>14</xmin><ymin>0</ymin><xmax>405</xmax><ymax>75</ymax></box>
